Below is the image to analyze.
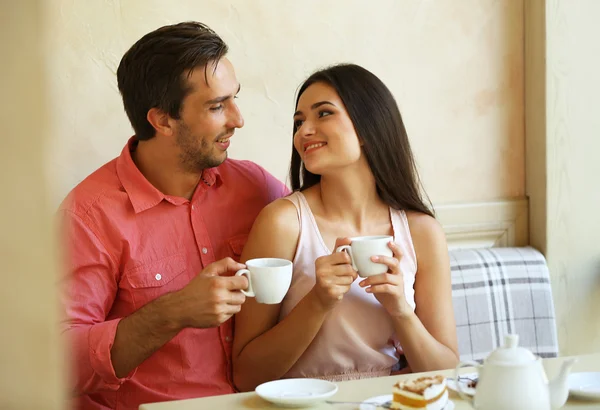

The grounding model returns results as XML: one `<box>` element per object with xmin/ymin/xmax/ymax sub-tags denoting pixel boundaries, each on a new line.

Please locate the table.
<box><xmin>140</xmin><ymin>353</ymin><xmax>600</xmax><ymax>409</ymax></box>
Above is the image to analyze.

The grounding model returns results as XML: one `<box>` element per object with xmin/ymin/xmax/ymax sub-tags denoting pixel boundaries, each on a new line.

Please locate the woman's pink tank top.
<box><xmin>280</xmin><ymin>191</ymin><xmax>417</xmax><ymax>381</ymax></box>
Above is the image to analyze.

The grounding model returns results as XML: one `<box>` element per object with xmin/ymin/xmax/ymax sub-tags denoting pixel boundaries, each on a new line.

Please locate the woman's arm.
<box><xmin>232</xmin><ymin>199</ymin><xmax>355</xmax><ymax>391</ymax></box>
<box><xmin>394</xmin><ymin>213</ymin><xmax>459</xmax><ymax>371</ymax></box>
<box><xmin>359</xmin><ymin>213</ymin><xmax>459</xmax><ymax>372</ymax></box>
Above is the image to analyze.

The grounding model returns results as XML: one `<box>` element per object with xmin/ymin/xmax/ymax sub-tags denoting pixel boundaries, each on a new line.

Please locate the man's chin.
<box><xmin>203</xmin><ymin>152</ymin><xmax>228</xmax><ymax>170</ymax></box>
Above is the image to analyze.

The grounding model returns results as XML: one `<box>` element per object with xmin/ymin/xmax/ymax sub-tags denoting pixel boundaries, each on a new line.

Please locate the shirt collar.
<box><xmin>116</xmin><ymin>137</ymin><xmax>224</xmax><ymax>213</ymax></box>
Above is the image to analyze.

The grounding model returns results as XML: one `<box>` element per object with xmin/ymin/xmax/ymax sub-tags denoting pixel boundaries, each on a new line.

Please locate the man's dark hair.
<box><xmin>117</xmin><ymin>21</ymin><xmax>228</xmax><ymax>140</ymax></box>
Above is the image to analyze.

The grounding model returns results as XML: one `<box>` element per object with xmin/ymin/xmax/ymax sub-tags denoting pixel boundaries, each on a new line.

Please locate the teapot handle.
<box><xmin>454</xmin><ymin>360</ymin><xmax>479</xmax><ymax>408</ymax></box>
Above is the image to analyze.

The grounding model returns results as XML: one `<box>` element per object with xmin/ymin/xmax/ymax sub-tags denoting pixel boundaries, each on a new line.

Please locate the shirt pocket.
<box><xmin>227</xmin><ymin>234</ymin><xmax>248</xmax><ymax>262</ymax></box>
<box><xmin>124</xmin><ymin>254</ymin><xmax>189</xmax><ymax>309</ymax></box>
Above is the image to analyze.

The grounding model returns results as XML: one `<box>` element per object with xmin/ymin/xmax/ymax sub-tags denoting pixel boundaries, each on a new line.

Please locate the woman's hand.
<box><xmin>359</xmin><ymin>241</ymin><xmax>413</xmax><ymax>318</ymax></box>
<box><xmin>311</xmin><ymin>238</ymin><xmax>357</xmax><ymax>311</ymax></box>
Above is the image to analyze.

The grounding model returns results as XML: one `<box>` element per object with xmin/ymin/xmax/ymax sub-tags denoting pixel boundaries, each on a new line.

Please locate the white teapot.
<box><xmin>454</xmin><ymin>334</ymin><xmax>576</xmax><ymax>410</ymax></box>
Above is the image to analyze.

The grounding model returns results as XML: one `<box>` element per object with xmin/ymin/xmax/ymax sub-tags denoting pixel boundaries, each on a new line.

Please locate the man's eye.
<box><xmin>210</xmin><ymin>105</ymin><xmax>223</xmax><ymax>111</ymax></box>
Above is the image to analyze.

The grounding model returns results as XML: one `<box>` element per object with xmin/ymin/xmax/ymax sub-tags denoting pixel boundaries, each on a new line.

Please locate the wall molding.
<box><xmin>435</xmin><ymin>198</ymin><xmax>529</xmax><ymax>249</ymax></box>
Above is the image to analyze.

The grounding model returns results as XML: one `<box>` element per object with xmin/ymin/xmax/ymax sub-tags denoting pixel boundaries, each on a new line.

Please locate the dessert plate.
<box><xmin>359</xmin><ymin>394</ymin><xmax>454</xmax><ymax>410</ymax></box>
<box><xmin>568</xmin><ymin>372</ymin><xmax>600</xmax><ymax>400</ymax></box>
<box><xmin>255</xmin><ymin>378</ymin><xmax>338</xmax><ymax>407</ymax></box>
<box><xmin>446</xmin><ymin>372</ymin><xmax>478</xmax><ymax>397</ymax></box>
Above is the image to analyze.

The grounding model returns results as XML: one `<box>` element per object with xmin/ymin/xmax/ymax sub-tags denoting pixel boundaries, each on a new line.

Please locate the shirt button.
<box><xmin>191</xmin><ymin>204</ymin><xmax>195</xmax><ymax>210</ymax></box>
<box><xmin>155</xmin><ymin>273</ymin><xmax>162</xmax><ymax>280</ymax></box>
<box><xmin>202</xmin><ymin>247</ymin><xmax>208</xmax><ymax>254</ymax></box>
<box><xmin>225</xmin><ymin>336</ymin><xmax>232</xmax><ymax>342</ymax></box>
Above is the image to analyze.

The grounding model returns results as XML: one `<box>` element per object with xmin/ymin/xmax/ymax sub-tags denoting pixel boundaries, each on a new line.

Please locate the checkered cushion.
<box><xmin>450</xmin><ymin>247</ymin><xmax>559</xmax><ymax>362</ymax></box>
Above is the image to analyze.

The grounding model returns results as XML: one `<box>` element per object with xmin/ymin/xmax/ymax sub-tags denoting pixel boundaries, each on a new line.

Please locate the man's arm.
<box><xmin>258</xmin><ymin>164</ymin><xmax>292</xmax><ymax>202</ymax></box>
<box><xmin>61</xmin><ymin>211</ymin><xmax>248</xmax><ymax>392</ymax></box>
<box><xmin>60</xmin><ymin>210</ymin><xmax>130</xmax><ymax>394</ymax></box>
<box><xmin>110</xmin><ymin>258</ymin><xmax>247</xmax><ymax>377</ymax></box>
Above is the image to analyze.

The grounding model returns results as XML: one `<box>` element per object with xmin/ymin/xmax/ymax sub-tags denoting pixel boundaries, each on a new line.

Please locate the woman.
<box><xmin>232</xmin><ymin>64</ymin><xmax>458</xmax><ymax>391</ymax></box>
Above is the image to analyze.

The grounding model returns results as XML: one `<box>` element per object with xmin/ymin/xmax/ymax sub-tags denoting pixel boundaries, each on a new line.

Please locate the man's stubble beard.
<box><xmin>176</xmin><ymin>122</ymin><xmax>226</xmax><ymax>173</ymax></box>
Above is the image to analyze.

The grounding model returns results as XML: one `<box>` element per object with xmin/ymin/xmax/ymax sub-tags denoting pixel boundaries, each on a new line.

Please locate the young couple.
<box><xmin>60</xmin><ymin>21</ymin><xmax>458</xmax><ymax>410</ymax></box>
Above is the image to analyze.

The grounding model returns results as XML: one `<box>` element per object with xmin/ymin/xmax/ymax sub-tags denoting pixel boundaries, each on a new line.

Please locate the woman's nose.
<box><xmin>298</xmin><ymin>120</ymin><xmax>315</xmax><ymax>137</ymax></box>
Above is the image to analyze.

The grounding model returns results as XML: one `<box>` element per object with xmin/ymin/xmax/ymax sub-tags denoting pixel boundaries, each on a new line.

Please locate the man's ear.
<box><xmin>147</xmin><ymin>108</ymin><xmax>176</xmax><ymax>137</ymax></box>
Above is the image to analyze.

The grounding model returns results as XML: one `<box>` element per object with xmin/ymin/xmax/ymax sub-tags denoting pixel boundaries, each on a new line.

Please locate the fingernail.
<box><xmin>371</xmin><ymin>256</ymin><xmax>379</xmax><ymax>262</ymax></box>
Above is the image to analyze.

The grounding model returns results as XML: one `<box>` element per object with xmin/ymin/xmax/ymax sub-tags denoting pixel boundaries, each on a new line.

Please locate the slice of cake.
<box><xmin>391</xmin><ymin>375</ymin><xmax>448</xmax><ymax>410</ymax></box>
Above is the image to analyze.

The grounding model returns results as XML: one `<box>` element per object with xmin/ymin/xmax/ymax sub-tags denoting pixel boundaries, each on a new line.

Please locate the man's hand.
<box><xmin>111</xmin><ymin>257</ymin><xmax>248</xmax><ymax>378</ymax></box>
<box><xmin>173</xmin><ymin>257</ymin><xmax>249</xmax><ymax>328</ymax></box>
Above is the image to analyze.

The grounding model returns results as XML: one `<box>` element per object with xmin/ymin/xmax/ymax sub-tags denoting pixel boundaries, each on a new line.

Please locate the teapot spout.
<box><xmin>549</xmin><ymin>358</ymin><xmax>577</xmax><ymax>409</ymax></box>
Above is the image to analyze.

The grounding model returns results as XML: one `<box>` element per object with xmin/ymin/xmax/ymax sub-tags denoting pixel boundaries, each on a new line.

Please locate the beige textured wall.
<box><xmin>0</xmin><ymin>2</ymin><xmax>65</xmax><ymax>409</ymax></box>
<box><xmin>45</xmin><ymin>0</ymin><xmax>525</xmax><ymax>207</ymax></box>
<box><xmin>527</xmin><ymin>0</ymin><xmax>600</xmax><ymax>355</ymax></box>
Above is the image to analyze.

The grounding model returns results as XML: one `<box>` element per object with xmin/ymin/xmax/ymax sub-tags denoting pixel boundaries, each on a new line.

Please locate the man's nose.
<box><xmin>228</xmin><ymin>102</ymin><xmax>244</xmax><ymax>129</ymax></box>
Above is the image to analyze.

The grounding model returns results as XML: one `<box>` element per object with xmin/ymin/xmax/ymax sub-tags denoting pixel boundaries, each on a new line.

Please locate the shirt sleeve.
<box><xmin>59</xmin><ymin>210</ymin><xmax>137</xmax><ymax>394</ymax></box>
<box><xmin>259</xmin><ymin>167</ymin><xmax>291</xmax><ymax>203</ymax></box>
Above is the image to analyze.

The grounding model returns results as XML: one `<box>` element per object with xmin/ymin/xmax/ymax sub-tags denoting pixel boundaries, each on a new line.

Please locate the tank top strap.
<box><xmin>282</xmin><ymin>191</ymin><xmax>330</xmax><ymax>255</ymax></box>
<box><xmin>390</xmin><ymin>208</ymin><xmax>418</xmax><ymax>273</ymax></box>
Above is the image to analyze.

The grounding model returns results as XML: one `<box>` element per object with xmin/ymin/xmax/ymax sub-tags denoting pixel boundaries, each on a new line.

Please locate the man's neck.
<box><xmin>132</xmin><ymin>138</ymin><xmax>201</xmax><ymax>200</ymax></box>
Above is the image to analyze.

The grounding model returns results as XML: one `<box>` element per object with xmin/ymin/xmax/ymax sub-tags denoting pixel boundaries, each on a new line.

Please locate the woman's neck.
<box><xmin>314</xmin><ymin>164</ymin><xmax>389</xmax><ymax>231</ymax></box>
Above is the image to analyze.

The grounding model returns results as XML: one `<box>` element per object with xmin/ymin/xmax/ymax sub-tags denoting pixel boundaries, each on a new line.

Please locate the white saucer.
<box><xmin>359</xmin><ymin>394</ymin><xmax>455</xmax><ymax>410</ymax></box>
<box><xmin>446</xmin><ymin>372</ymin><xmax>477</xmax><ymax>397</ymax></box>
<box><xmin>255</xmin><ymin>378</ymin><xmax>338</xmax><ymax>407</ymax></box>
<box><xmin>568</xmin><ymin>372</ymin><xmax>600</xmax><ymax>400</ymax></box>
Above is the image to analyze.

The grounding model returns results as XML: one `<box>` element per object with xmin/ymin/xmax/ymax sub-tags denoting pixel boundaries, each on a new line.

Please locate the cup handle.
<box><xmin>235</xmin><ymin>269</ymin><xmax>255</xmax><ymax>297</ymax></box>
<box><xmin>454</xmin><ymin>360</ymin><xmax>479</xmax><ymax>408</ymax></box>
<box><xmin>335</xmin><ymin>245</ymin><xmax>357</xmax><ymax>271</ymax></box>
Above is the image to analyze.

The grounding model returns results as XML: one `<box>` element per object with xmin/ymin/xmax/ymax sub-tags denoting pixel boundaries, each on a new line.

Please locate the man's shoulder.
<box><xmin>220</xmin><ymin>158</ymin><xmax>268</xmax><ymax>176</ymax></box>
<box><xmin>220</xmin><ymin>159</ymin><xmax>288</xmax><ymax>200</ymax></box>
<box><xmin>59</xmin><ymin>158</ymin><xmax>121</xmax><ymax>217</ymax></box>
<box><xmin>219</xmin><ymin>159</ymin><xmax>278</xmax><ymax>186</ymax></box>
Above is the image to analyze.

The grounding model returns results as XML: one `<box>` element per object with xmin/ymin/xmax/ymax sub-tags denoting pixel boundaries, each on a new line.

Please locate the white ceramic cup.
<box><xmin>335</xmin><ymin>235</ymin><xmax>393</xmax><ymax>277</ymax></box>
<box><xmin>235</xmin><ymin>258</ymin><xmax>293</xmax><ymax>304</ymax></box>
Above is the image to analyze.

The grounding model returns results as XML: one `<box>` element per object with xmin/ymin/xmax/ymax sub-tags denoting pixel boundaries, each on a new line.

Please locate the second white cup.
<box><xmin>335</xmin><ymin>235</ymin><xmax>393</xmax><ymax>277</ymax></box>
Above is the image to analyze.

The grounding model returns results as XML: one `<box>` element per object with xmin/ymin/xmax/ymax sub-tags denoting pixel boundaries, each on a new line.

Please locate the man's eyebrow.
<box><xmin>205</xmin><ymin>84</ymin><xmax>241</xmax><ymax>105</ymax></box>
<box><xmin>293</xmin><ymin>100</ymin><xmax>336</xmax><ymax>117</ymax></box>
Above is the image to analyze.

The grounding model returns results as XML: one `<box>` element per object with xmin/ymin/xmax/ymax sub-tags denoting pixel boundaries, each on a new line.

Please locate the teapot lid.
<box><xmin>486</xmin><ymin>334</ymin><xmax>537</xmax><ymax>366</ymax></box>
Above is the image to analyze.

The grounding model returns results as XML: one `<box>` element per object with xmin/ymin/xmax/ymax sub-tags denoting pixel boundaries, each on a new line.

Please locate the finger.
<box><xmin>387</xmin><ymin>241</ymin><xmax>404</xmax><ymax>260</ymax></box>
<box><xmin>333</xmin><ymin>237</ymin><xmax>352</xmax><ymax>250</ymax></box>
<box><xmin>317</xmin><ymin>251</ymin><xmax>352</xmax><ymax>267</ymax></box>
<box><xmin>222</xmin><ymin>304</ymin><xmax>242</xmax><ymax>315</ymax></box>
<box><xmin>331</xmin><ymin>275</ymin><xmax>356</xmax><ymax>286</ymax></box>
<box><xmin>219</xmin><ymin>275</ymin><xmax>249</xmax><ymax>291</ymax></box>
<box><xmin>204</xmin><ymin>257</ymin><xmax>246</xmax><ymax>277</ymax></box>
<box><xmin>327</xmin><ymin>285</ymin><xmax>352</xmax><ymax>301</ymax></box>
<box><xmin>226</xmin><ymin>290</ymin><xmax>246</xmax><ymax>305</ymax></box>
<box><xmin>359</xmin><ymin>273</ymin><xmax>401</xmax><ymax>287</ymax></box>
<box><xmin>365</xmin><ymin>284</ymin><xmax>399</xmax><ymax>294</ymax></box>
<box><xmin>331</xmin><ymin>263</ymin><xmax>358</xmax><ymax>278</ymax></box>
<box><xmin>370</xmin><ymin>255</ymin><xmax>401</xmax><ymax>274</ymax></box>
<box><xmin>224</xmin><ymin>275</ymin><xmax>250</xmax><ymax>291</ymax></box>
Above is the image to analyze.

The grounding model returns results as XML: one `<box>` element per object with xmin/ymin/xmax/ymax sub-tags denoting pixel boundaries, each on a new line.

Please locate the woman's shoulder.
<box><xmin>404</xmin><ymin>211</ymin><xmax>447</xmax><ymax>255</ymax></box>
<box><xmin>253</xmin><ymin>196</ymin><xmax>300</xmax><ymax>235</ymax></box>
<box><xmin>242</xmin><ymin>196</ymin><xmax>301</xmax><ymax>262</ymax></box>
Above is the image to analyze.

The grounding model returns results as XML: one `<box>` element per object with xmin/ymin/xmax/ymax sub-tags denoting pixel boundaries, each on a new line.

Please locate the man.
<box><xmin>59</xmin><ymin>22</ymin><xmax>288</xmax><ymax>410</ymax></box>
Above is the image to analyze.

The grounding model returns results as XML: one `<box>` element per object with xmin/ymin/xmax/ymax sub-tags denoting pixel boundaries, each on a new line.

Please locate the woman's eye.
<box><xmin>294</xmin><ymin>119</ymin><xmax>304</xmax><ymax>128</ymax></box>
<box><xmin>210</xmin><ymin>105</ymin><xmax>223</xmax><ymax>111</ymax></box>
<box><xmin>318</xmin><ymin>110</ymin><xmax>332</xmax><ymax>118</ymax></box>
